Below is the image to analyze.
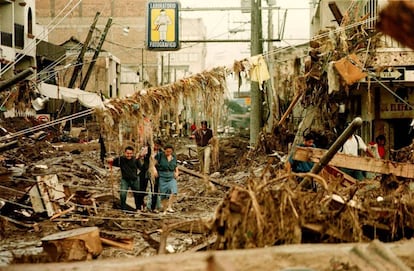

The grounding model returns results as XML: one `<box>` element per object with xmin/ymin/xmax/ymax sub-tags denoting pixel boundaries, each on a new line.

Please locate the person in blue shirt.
<box><xmin>286</xmin><ymin>133</ymin><xmax>316</xmax><ymax>173</ymax></box>
<box><xmin>154</xmin><ymin>144</ymin><xmax>179</xmax><ymax>214</ymax></box>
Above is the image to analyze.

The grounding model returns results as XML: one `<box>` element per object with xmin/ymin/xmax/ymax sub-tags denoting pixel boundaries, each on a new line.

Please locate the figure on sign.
<box><xmin>154</xmin><ymin>9</ymin><xmax>172</xmax><ymax>41</ymax></box>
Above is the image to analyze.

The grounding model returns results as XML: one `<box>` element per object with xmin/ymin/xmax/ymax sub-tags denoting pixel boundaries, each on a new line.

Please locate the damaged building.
<box><xmin>272</xmin><ymin>0</ymin><xmax>414</xmax><ymax>154</ymax></box>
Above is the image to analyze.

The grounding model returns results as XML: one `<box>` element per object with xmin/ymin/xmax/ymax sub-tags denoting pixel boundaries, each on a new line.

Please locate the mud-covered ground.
<box><xmin>0</xmin><ymin>117</ymin><xmax>256</xmax><ymax>266</ymax></box>
<box><xmin>2</xmin><ymin>118</ymin><xmax>414</xmax><ymax>270</ymax></box>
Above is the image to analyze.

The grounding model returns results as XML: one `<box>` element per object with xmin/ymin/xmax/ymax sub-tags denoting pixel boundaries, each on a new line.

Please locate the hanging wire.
<box><xmin>0</xmin><ymin>0</ymin><xmax>83</xmax><ymax>77</ymax></box>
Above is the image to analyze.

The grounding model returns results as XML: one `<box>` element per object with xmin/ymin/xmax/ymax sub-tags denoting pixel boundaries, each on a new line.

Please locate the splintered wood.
<box><xmin>377</xmin><ymin>0</ymin><xmax>414</xmax><ymax>50</ymax></box>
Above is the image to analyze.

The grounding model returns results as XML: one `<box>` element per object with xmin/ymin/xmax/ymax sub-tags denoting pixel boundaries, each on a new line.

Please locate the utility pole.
<box><xmin>80</xmin><ymin>17</ymin><xmax>113</xmax><ymax>90</ymax></box>
<box><xmin>250</xmin><ymin>0</ymin><xmax>263</xmax><ymax>146</ymax></box>
<box><xmin>266</xmin><ymin>0</ymin><xmax>278</xmax><ymax>130</ymax></box>
<box><xmin>160</xmin><ymin>54</ymin><xmax>164</xmax><ymax>85</ymax></box>
<box><xmin>68</xmin><ymin>12</ymin><xmax>100</xmax><ymax>89</ymax></box>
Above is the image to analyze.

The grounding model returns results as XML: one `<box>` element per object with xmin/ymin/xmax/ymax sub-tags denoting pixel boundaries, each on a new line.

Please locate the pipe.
<box><xmin>310</xmin><ymin>117</ymin><xmax>363</xmax><ymax>174</ymax></box>
<box><xmin>301</xmin><ymin>117</ymin><xmax>363</xmax><ymax>188</ymax></box>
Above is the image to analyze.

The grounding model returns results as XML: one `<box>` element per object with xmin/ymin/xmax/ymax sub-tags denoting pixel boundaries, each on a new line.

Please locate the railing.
<box><xmin>14</xmin><ymin>23</ymin><xmax>24</xmax><ymax>49</ymax></box>
<box><xmin>0</xmin><ymin>31</ymin><xmax>12</xmax><ymax>47</ymax></box>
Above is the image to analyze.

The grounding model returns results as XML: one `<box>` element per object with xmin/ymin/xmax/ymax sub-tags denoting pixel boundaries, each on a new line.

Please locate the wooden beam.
<box><xmin>328</xmin><ymin>2</ymin><xmax>343</xmax><ymax>25</ymax></box>
<box><xmin>177</xmin><ymin>166</ymin><xmax>231</xmax><ymax>189</ymax></box>
<box><xmin>293</xmin><ymin>147</ymin><xmax>414</xmax><ymax>178</ymax></box>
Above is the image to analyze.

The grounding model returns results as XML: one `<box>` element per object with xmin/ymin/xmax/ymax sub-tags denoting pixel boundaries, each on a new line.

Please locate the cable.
<box><xmin>263</xmin><ymin>16</ymin><xmax>378</xmax><ymax>59</ymax></box>
<box><xmin>0</xmin><ymin>0</ymin><xmax>83</xmax><ymax>77</ymax></box>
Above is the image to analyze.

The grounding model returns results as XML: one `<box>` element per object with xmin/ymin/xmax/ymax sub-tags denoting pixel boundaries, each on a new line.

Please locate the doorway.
<box><xmin>393</xmin><ymin>118</ymin><xmax>412</xmax><ymax>150</ymax></box>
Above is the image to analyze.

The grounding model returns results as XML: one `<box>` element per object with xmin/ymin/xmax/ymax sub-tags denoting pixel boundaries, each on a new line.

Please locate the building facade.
<box><xmin>0</xmin><ymin>0</ymin><xmax>37</xmax><ymax>79</ymax></box>
<box><xmin>309</xmin><ymin>0</ymin><xmax>414</xmax><ymax>152</ymax></box>
<box><xmin>36</xmin><ymin>0</ymin><xmax>207</xmax><ymax>96</ymax></box>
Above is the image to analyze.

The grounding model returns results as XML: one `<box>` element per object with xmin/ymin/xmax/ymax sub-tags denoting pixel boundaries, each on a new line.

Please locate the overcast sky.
<box><xmin>179</xmin><ymin>0</ymin><xmax>310</xmax><ymax>68</ymax></box>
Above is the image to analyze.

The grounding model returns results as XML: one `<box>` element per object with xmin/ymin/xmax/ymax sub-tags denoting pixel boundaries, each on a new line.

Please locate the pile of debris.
<box><xmin>213</xmin><ymin>168</ymin><xmax>414</xmax><ymax>249</ymax></box>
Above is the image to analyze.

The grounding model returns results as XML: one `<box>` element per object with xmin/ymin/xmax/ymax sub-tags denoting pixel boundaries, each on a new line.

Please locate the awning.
<box><xmin>36</xmin><ymin>40</ymin><xmax>66</xmax><ymax>62</ymax></box>
<box><xmin>38</xmin><ymin>82</ymin><xmax>104</xmax><ymax>109</ymax></box>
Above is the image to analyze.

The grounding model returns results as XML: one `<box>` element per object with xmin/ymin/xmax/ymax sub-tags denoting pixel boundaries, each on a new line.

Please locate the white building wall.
<box><xmin>0</xmin><ymin>0</ymin><xmax>36</xmax><ymax>78</ymax></box>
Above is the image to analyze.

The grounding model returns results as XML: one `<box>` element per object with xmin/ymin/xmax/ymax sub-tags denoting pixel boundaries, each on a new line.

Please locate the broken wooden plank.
<box><xmin>328</xmin><ymin>1</ymin><xmax>343</xmax><ymax>25</ymax></box>
<box><xmin>29</xmin><ymin>174</ymin><xmax>66</xmax><ymax>217</ymax></box>
<box><xmin>50</xmin><ymin>206</ymin><xmax>75</xmax><ymax>221</ymax></box>
<box><xmin>100</xmin><ymin>237</ymin><xmax>134</xmax><ymax>251</ymax></box>
<box><xmin>168</xmin><ymin>219</ymin><xmax>211</xmax><ymax>234</ymax></box>
<box><xmin>320</xmin><ymin>165</ymin><xmax>356</xmax><ymax>187</ymax></box>
<box><xmin>0</xmin><ymin>215</ymin><xmax>40</xmax><ymax>231</ymax></box>
<box><xmin>178</xmin><ymin>166</ymin><xmax>231</xmax><ymax>189</ymax></box>
<box><xmin>187</xmin><ymin>235</ymin><xmax>217</xmax><ymax>253</ymax></box>
<box><xmin>277</xmin><ymin>89</ymin><xmax>304</xmax><ymax>127</ymax></box>
<box><xmin>0</xmin><ymin>140</ymin><xmax>18</xmax><ymax>152</ymax></box>
<box><xmin>41</xmin><ymin>226</ymin><xmax>103</xmax><ymax>262</ymax></box>
<box><xmin>294</xmin><ymin>147</ymin><xmax>414</xmax><ymax>178</ymax></box>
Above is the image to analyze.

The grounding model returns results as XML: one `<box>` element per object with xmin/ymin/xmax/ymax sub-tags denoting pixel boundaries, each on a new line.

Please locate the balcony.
<box><xmin>1</xmin><ymin>32</ymin><xmax>12</xmax><ymax>47</ymax></box>
<box><xmin>14</xmin><ymin>23</ymin><xmax>24</xmax><ymax>49</ymax></box>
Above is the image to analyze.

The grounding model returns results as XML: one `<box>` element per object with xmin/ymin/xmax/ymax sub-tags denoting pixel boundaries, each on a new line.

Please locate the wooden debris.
<box><xmin>294</xmin><ymin>146</ymin><xmax>414</xmax><ymax>178</ymax></box>
<box><xmin>334</xmin><ymin>54</ymin><xmax>367</xmax><ymax>85</ymax></box>
<box><xmin>100</xmin><ymin>237</ymin><xmax>134</xmax><ymax>251</ymax></box>
<box><xmin>168</xmin><ymin>219</ymin><xmax>211</xmax><ymax>234</ymax></box>
<box><xmin>99</xmin><ymin>231</ymin><xmax>134</xmax><ymax>251</ymax></box>
<box><xmin>0</xmin><ymin>215</ymin><xmax>40</xmax><ymax>231</ymax></box>
<box><xmin>28</xmin><ymin>174</ymin><xmax>65</xmax><ymax>217</ymax></box>
<box><xmin>5</xmin><ymin>239</ymin><xmax>414</xmax><ymax>271</ymax></box>
<box><xmin>41</xmin><ymin>226</ymin><xmax>103</xmax><ymax>262</ymax></box>
<box><xmin>50</xmin><ymin>206</ymin><xmax>75</xmax><ymax>221</ymax></box>
<box><xmin>187</xmin><ymin>235</ymin><xmax>217</xmax><ymax>253</ymax></box>
<box><xmin>158</xmin><ymin>219</ymin><xmax>211</xmax><ymax>254</ymax></box>
<box><xmin>320</xmin><ymin>165</ymin><xmax>356</xmax><ymax>187</ymax></box>
<box><xmin>178</xmin><ymin>166</ymin><xmax>231</xmax><ymax>189</ymax></box>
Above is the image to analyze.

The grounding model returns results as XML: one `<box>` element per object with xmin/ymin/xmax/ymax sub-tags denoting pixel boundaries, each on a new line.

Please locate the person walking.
<box><xmin>108</xmin><ymin>146</ymin><xmax>142</xmax><ymax>212</ymax></box>
<box><xmin>136</xmin><ymin>144</ymin><xmax>151</xmax><ymax>211</ymax></box>
<box><xmin>369</xmin><ymin>134</ymin><xmax>386</xmax><ymax>159</ymax></box>
<box><xmin>286</xmin><ymin>133</ymin><xmax>316</xmax><ymax>173</ymax></box>
<box><xmin>339</xmin><ymin>133</ymin><xmax>375</xmax><ymax>180</ymax></box>
<box><xmin>192</xmin><ymin>120</ymin><xmax>213</xmax><ymax>175</ymax></box>
<box><xmin>155</xmin><ymin>144</ymin><xmax>179</xmax><ymax>214</ymax></box>
<box><xmin>149</xmin><ymin>139</ymin><xmax>163</xmax><ymax>212</ymax></box>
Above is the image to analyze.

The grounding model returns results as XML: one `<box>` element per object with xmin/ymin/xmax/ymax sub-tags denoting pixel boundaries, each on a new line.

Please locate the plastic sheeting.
<box><xmin>38</xmin><ymin>82</ymin><xmax>104</xmax><ymax>109</ymax></box>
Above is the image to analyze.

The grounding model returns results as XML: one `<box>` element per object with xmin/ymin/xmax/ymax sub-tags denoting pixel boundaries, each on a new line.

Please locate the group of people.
<box><xmin>108</xmin><ymin>120</ymin><xmax>214</xmax><ymax>214</ymax></box>
<box><xmin>287</xmin><ymin>129</ymin><xmax>387</xmax><ymax>181</ymax></box>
